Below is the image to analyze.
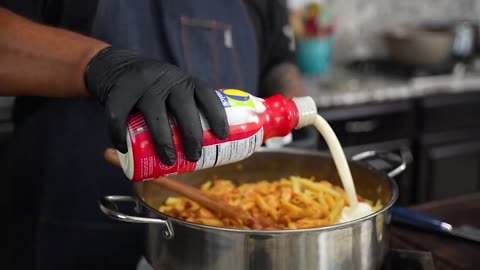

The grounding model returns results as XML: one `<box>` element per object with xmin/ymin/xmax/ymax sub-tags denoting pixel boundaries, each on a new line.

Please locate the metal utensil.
<box><xmin>391</xmin><ymin>207</ymin><xmax>480</xmax><ymax>243</ymax></box>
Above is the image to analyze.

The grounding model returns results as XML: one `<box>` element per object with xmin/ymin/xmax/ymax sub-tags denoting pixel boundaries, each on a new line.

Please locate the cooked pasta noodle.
<box><xmin>159</xmin><ymin>176</ymin><xmax>382</xmax><ymax>230</ymax></box>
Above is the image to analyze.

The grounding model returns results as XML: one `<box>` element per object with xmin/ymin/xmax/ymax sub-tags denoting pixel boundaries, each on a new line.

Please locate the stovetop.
<box><xmin>137</xmin><ymin>249</ymin><xmax>436</xmax><ymax>270</ymax></box>
<box><xmin>347</xmin><ymin>58</ymin><xmax>457</xmax><ymax>79</ymax></box>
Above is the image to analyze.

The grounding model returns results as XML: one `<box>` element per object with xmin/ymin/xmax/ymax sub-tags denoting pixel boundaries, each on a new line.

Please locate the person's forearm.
<box><xmin>0</xmin><ymin>8</ymin><xmax>109</xmax><ymax>97</ymax></box>
<box><xmin>260</xmin><ymin>63</ymin><xmax>305</xmax><ymax>98</ymax></box>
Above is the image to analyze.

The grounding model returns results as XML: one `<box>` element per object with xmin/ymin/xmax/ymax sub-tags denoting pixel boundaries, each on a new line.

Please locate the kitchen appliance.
<box><xmin>451</xmin><ymin>20</ymin><xmax>477</xmax><ymax>61</ymax></box>
<box><xmin>347</xmin><ymin>58</ymin><xmax>456</xmax><ymax>78</ymax></box>
<box><xmin>384</xmin><ymin>20</ymin><xmax>478</xmax><ymax>68</ymax></box>
<box><xmin>384</xmin><ymin>26</ymin><xmax>454</xmax><ymax>67</ymax></box>
<box><xmin>99</xmin><ymin>148</ymin><xmax>406</xmax><ymax>270</ymax></box>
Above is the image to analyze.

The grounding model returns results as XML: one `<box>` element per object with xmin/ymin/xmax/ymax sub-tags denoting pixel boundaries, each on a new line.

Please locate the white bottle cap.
<box><xmin>292</xmin><ymin>96</ymin><xmax>317</xmax><ymax>128</ymax></box>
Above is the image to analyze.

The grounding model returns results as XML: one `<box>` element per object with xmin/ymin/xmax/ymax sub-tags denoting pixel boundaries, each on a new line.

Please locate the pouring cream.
<box><xmin>313</xmin><ymin>115</ymin><xmax>373</xmax><ymax>223</ymax></box>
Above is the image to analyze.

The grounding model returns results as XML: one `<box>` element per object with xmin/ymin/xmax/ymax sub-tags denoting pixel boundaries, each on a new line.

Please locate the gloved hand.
<box><xmin>84</xmin><ymin>46</ymin><xmax>229</xmax><ymax>165</ymax></box>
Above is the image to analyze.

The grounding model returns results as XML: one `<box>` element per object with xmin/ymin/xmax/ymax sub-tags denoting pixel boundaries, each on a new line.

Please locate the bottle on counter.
<box><xmin>118</xmin><ymin>89</ymin><xmax>318</xmax><ymax>182</ymax></box>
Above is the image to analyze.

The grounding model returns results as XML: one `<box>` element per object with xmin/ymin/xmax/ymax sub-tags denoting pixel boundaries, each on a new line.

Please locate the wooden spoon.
<box><xmin>103</xmin><ymin>148</ymin><xmax>257</xmax><ymax>228</ymax></box>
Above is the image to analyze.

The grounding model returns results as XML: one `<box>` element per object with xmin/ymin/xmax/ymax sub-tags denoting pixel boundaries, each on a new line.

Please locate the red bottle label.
<box><xmin>127</xmin><ymin>113</ymin><xmax>264</xmax><ymax>181</ymax></box>
<box><xmin>120</xmin><ymin>89</ymin><xmax>301</xmax><ymax>182</ymax></box>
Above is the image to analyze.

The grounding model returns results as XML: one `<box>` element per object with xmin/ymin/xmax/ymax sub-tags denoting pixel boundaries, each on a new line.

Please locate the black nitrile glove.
<box><xmin>84</xmin><ymin>46</ymin><xmax>229</xmax><ymax>165</ymax></box>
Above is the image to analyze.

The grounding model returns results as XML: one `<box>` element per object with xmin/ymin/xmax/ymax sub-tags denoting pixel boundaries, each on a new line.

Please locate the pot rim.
<box><xmin>135</xmin><ymin>148</ymin><xmax>399</xmax><ymax>234</ymax></box>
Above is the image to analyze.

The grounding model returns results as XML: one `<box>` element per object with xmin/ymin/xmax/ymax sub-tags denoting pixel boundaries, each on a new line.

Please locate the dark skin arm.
<box><xmin>0</xmin><ymin>7</ymin><xmax>109</xmax><ymax>96</ymax></box>
<box><xmin>0</xmin><ymin>8</ymin><xmax>230</xmax><ymax>165</ymax></box>
<box><xmin>1</xmin><ymin>3</ymin><xmax>305</xmax><ymax>99</ymax></box>
<box><xmin>259</xmin><ymin>62</ymin><xmax>305</xmax><ymax>98</ymax></box>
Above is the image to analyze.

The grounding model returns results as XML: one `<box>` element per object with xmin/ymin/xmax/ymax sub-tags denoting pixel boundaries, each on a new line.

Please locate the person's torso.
<box><xmin>14</xmin><ymin>0</ymin><xmax>262</xmax><ymax>125</ymax></box>
<box><xmin>3</xmin><ymin>2</ymin><xmax>279</xmax><ymax>268</ymax></box>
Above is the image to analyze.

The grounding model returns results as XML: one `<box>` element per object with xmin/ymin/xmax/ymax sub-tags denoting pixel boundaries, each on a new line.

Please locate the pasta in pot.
<box><xmin>158</xmin><ymin>176</ymin><xmax>382</xmax><ymax>230</ymax></box>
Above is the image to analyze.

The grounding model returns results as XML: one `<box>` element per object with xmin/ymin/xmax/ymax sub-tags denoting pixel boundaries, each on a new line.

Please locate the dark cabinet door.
<box><xmin>418</xmin><ymin>92</ymin><xmax>480</xmax><ymax>134</ymax></box>
<box><xmin>416</xmin><ymin>92</ymin><xmax>480</xmax><ymax>203</ymax></box>
<box><xmin>417</xmin><ymin>132</ymin><xmax>480</xmax><ymax>203</ymax></box>
<box><xmin>317</xmin><ymin>101</ymin><xmax>416</xmax><ymax>205</ymax></box>
<box><xmin>318</xmin><ymin>100</ymin><xmax>415</xmax><ymax>148</ymax></box>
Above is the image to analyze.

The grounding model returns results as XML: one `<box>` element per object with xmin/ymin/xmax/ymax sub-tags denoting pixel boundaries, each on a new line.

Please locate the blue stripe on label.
<box><xmin>215</xmin><ymin>90</ymin><xmax>231</xmax><ymax>108</ymax></box>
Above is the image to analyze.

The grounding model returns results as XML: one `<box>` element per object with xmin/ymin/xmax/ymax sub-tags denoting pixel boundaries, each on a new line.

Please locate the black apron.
<box><xmin>11</xmin><ymin>1</ymin><xmax>258</xmax><ymax>269</ymax></box>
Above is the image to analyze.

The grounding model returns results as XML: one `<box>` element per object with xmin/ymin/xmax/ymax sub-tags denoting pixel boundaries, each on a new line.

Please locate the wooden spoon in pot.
<box><xmin>103</xmin><ymin>148</ymin><xmax>258</xmax><ymax>228</ymax></box>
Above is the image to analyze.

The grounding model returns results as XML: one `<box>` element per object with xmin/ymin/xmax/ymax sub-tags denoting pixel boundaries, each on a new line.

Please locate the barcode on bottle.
<box><xmin>196</xmin><ymin>128</ymin><xmax>263</xmax><ymax>170</ymax></box>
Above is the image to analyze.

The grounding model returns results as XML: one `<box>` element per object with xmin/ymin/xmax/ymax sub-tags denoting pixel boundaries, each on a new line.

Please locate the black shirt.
<box><xmin>244</xmin><ymin>0</ymin><xmax>296</xmax><ymax>77</ymax></box>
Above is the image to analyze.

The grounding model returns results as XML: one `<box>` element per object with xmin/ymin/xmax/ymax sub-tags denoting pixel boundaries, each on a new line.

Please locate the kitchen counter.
<box><xmin>303</xmin><ymin>64</ymin><xmax>480</xmax><ymax>108</ymax></box>
<box><xmin>390</xmin><ymin>193</ymin><xmax>480</xmax><ymax>270</ymax></box>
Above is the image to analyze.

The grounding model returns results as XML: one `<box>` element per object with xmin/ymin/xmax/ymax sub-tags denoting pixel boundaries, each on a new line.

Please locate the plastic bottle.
<box><xmin>118</xmin><ymin>89</ymin><xmax>317</xmax><ymax>182</ymax></box>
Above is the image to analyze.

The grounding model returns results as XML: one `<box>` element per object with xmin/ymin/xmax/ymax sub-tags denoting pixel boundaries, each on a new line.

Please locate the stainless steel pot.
<box><xmin>384</xmin><ymin>21</ymin><xmax>478</xmax><ymax>66</ymax></box>
<box><xmin>384</xmin><ymin>26</ymin><xmax>454</xmax><ymax>66</ymax></box>
<box><xmin>99</xmin><ymin>149</ymin><xmax>406</xmax><ymax>270</ymax></box>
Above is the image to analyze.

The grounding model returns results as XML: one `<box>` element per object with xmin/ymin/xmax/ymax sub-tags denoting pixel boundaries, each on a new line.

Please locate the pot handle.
<box><xmin>99</xmin><ymin>195</ymin><xmax>174</xmax><ymax>239</ymax></box>
<box><xmin>351</xmin><ymin>149</ymin><xmax>412</xmax><ymax>178</ymax></box>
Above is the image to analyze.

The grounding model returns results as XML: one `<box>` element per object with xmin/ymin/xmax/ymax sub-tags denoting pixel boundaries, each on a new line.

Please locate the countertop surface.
<box><xmin>390</xmin><ymin>193</ymin><xmax>480</xmax><ymax>270</ymax></box>
<box><xmin>303</xmin><ymin>63</ymin><xmax>480</xmax><ymax>108</ymax></box>
<box><xmin>2</xmin><ymin>63</ymin><xmax>480</xmax><ymax>111</ymax></box>
<box><xmin>1</xmin><ymin>64</ymin><xmax>480</xmax><ymax>117</ymax></box>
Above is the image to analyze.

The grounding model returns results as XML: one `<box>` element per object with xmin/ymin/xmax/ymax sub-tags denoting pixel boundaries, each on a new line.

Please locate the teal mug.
<box><xmin>296</xmin><ymin>36</ymin><xmax>333</xmax><ymax>74</ymax></box>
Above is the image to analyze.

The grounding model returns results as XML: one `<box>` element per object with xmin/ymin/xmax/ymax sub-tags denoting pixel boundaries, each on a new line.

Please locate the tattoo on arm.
<box><xmin>259</xmin><ymin>63</ymin><xmax>305</xmax><ymax>98</ymax></box>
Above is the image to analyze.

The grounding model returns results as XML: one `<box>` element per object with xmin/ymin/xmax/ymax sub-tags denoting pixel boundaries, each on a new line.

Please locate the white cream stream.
<box><xmin>313</xmin><ymin>115</ymin><xmax>372</xmax><ymax>223</ymax></box>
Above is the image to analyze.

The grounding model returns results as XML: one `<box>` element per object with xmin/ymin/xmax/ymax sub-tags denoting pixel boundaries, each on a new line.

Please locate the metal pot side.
<box><xmin>132</xmin><ymin>149</ymin><xmax>399</xmax><ymax>270</ymax></box>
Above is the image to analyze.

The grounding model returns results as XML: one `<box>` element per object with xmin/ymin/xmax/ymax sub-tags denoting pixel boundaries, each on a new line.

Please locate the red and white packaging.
<box><xmin>117</xmin><ymin>89</ymin><xmax>317</xmax><ymax>182</ymax></box>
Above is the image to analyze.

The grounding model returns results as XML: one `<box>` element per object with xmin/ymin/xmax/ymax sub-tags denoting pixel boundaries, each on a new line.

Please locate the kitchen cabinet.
<box><xmin>315</xmin><ymin>91</ymin><xmax>480</xmax><ymax>205</ymax></box>
<box><xmin>416</xmin><ymin>92</ymin><xmax>480</xmax><ymax>203</ymax></box>
<box><xmin>417</xmin><ymin>132</ymin><xmax>480</xmax><ymax>202</ymax></box>
<box><xmin>318</xmin><ymin>101</ymin><xmax>416</xmax><ymax>147</ymax></box>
